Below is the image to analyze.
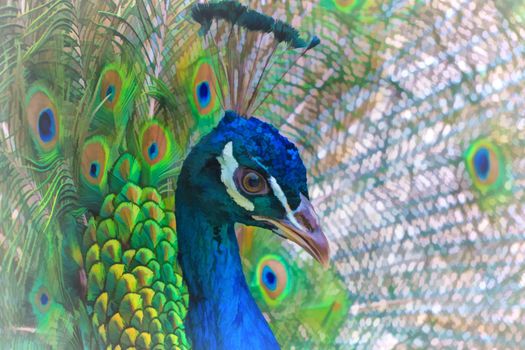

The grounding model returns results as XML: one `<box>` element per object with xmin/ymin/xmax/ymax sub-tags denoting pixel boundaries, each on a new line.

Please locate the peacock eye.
<box><xmin>257</xmin><ymin>256</ymin><xmax>290</xmax><ymax>304</ymax></box>
<box><xmin>34</xmin><ymin>286</ymin><xmax>51</xmax><ymax>313</ymax></box>
<box><xmin>235</xmin><ymin>167</ymin><xmax>268</xmax><ymax>195</ymax></box>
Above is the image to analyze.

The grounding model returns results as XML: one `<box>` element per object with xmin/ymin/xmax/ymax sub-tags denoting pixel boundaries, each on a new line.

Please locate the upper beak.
<box><xmin>253</xmin><ymin>193</ymin><xmax>330</xmax><ymax>267</ymax></box>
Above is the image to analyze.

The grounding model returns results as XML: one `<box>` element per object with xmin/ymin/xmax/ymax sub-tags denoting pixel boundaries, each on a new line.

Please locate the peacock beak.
<box><xmin>253</xmin><ymin>194</ymin><xmax>330</xmax><ymax>267</ymax></box>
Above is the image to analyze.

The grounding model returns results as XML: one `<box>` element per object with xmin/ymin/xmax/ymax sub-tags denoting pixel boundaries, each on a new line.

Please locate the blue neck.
<box><xmin>176</xmin><ymin>187</ymin><xmax>280</xmax><ymax>350</ymax></box>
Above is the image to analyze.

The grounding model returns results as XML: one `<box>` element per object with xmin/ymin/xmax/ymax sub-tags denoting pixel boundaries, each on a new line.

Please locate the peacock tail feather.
<box><xmin>2</xmin><ymin>0</ymin><xmax>525</xmax><ymax>349</ymax></box>
<box><xmin>238</xmin><ymin>225</ymin><xmax>350</xmax><ymax>348</ymax></box>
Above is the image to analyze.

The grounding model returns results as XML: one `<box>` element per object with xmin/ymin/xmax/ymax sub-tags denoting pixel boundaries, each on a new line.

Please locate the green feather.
<box><xmin>90</xmin><ymin>63</ymin><xmax>140</xmax><ymax>139</ymax></box>
<box><xmin>127</xmin><ymin>120</ymin><xmax>184</xmax><ymax>188</ymax></box>
<box><xmin>81</xmin><ymin>153</ymin><xmax>189</xmax><ymax>349</ymax></box>
<box><xmin>239</xmin><ymin>226</ymin><xmax>351</xmax><ymax>347</ymax></box>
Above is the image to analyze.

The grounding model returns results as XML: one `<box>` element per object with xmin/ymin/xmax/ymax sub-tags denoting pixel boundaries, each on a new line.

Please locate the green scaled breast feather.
<box><xmin>82</xmin><ymin>153</ymin><xmax>189</xmax><ymax>350</ymax></box>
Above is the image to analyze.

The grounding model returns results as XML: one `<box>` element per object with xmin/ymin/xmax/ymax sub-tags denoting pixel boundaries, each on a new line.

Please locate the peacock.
<box><xmin>2</xmin><ymin>0</ymin><xmax>525</xmax><ymax>349</ymax></box>
<box><xmin>0</xmin><ymin>0</ymin><xmax>330</xmax><ymax>349</ymax></box>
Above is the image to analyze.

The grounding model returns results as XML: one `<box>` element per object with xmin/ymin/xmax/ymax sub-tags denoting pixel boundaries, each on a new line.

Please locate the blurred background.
<box><xmin>242</xmin><ymin>0</ymin><xmax>525</xmax><ymax>348</ymax></box>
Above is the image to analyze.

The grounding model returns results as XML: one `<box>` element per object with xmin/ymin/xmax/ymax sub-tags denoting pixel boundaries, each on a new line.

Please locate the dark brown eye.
<box><xmin>236</xmin><ymin>168</ymin><xmax>268</xmax><ymax>195</ymax></box>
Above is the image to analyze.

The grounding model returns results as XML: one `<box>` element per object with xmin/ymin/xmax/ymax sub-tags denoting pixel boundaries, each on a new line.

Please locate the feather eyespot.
<box><xmin>192</xmin><ymin>61</ymin><xmax>219</xmax><ymax>115</ymax></box>
<box><xmin>34</xmin><ymin>286</ymin><xmax>51</xmax><ymax>313</ymax></box>
<box><xmin>235</xmin><ymin>167</ymin><xmax>268</xmax><ymax>195</ymax></box>
<box><xmin>465</xmin><ymin>138</ymin><xmax>507</xmax><ymax>194</ymax></box>
<box><xmin>141</xmin><ymin>123</ymin><xmax>168</xmax><ymax>166</ymax></box>
<box><xmin>100</xmin><ymin>70</ymin><xmax>122</xmax><ymax>109</ymax></box>
<box><xmin>257</xmin><ymin>256</ymin><xmax>290</xmax><ymax>304</ymax></box>
<box><xmin>27</xmin><ymin>89</ymin><xmax>60</xmax><ymax>150</ymax></box>
<box><xmin>81</xmin><ymin>138</ymin><xmax>109</xmax><ymax>185</ymax></box>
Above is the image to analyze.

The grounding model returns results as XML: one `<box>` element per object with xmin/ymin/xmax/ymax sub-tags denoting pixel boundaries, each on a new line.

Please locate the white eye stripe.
<box><xmin>217</xmin><ymin>142</ymin><xmax>302</xmax><ymax>222</ymax></box>
<box><xmin>269</xmin><ymin>176</ymin><xmax>304</xmax><ymax>230</ymax></box>
<box><xmin>217</xmin><ymin>141</ymin><xmax>255</xmax><ymax>211</ymax></box>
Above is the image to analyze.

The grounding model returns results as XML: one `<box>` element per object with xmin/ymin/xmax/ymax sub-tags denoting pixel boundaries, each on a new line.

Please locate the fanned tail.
<box><xmin>255</xmin><ymin>0</ymin><xmax>525</xmax><ymax>348</ymax></box>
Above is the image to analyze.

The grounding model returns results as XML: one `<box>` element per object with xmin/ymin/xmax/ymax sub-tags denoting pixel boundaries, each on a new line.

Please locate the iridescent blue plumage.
<box><xmin>208</xmin><ymin>111</ymin><xmax>309</xmax><ymax>208</ymax></box>
<box><xmin>176</xmin><ymin>111</ymin><xmax>325</xmax><ymax>349</ymax></box>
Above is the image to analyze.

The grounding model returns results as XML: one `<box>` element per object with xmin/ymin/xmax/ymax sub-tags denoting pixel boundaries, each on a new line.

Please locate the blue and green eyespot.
<box><xmin>99</xmin><ymin>69</ymin><xmax>122</xmax><ymax>110</ymax></box>
<box><xmin>256</xmin><ymin>255</ymin><xmax>291</xmax><ymax>305</ymax></box>
<box><xmin>191</xmin><ymin>60</ymin><xmax>220</xmax><ymax>116</ymax></box>
<box><xmin>141</xmin><ymin>122</ymin><xmax>169</xmax><ymax>166</ymax></box>
<box><xmin>80</xmin><ymin>137</ymin><xmax>109</xmax><ymax>185</ymax></box>
<box><xmin>26</xmin><ymin>87</ymin><xmax>60</xmax><ymax>151</ymax></box>
<box><xmin>465</xmin><ymin>138</ymin><xmax>508</xmax><ymax>195</ymax></box>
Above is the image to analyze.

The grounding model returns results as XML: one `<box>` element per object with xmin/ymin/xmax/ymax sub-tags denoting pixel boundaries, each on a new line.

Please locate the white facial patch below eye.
<box><xmin>269</xmin><ymin>176</ymin><xmax>304</xmax><ymax>230</ymax></box>
<box><xmin>217</xmin><ymin>141</ymin><xmax>255</xmax><ymax>211</ymax></box>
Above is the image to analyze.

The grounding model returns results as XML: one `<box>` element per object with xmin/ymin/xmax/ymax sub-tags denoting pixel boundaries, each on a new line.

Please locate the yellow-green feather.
<box><xmin>82</xmin><ymin>152</ymin><xmax>189</xmax><ymax>349</ymax></box>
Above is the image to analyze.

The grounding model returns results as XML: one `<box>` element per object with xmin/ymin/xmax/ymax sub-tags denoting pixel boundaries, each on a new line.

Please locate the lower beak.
<box><xmin>253</xmin><ymin>194</ymin><xmax>330</xmax><ymax>267</ymax></box>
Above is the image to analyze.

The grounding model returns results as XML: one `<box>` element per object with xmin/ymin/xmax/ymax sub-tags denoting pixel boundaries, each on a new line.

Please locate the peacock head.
<box><xmin>178</xmin><ymin>111</ymin><xmax>329</xmax><ymax>266</ymax></box>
